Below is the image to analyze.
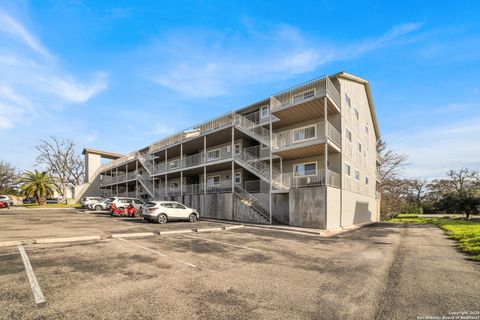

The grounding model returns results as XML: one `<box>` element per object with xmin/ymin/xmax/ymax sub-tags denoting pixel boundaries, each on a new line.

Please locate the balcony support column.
<box><xmin>231</xmin><ymin>126</ymin><xmax>235</xmax><ymax>220</ymax></box>
<box><xmin>180</xmin><ymin>144</ymin><xmax>183</xmax><ymax>197</ymax></box>
<box><xmin>269</xmin><ymin>105</ymin><xmax>273</xmax><ymax>224</ymax></box>
<box><xmin>165</xmin><ymin>149</ymin><xmax>168</xmax><ymax>198</ymax></box>
<box><xmin>324</xmin><ymin>96</ymin><xmax>328</xmax><ymax>229</ymax></box>
<box><xmin>203</xmin><ymin>136</ymin><xmax>207</xmax><ymax>215</ymax></box>
<box><xmin>136</xmin><ymin>160</ymin><xmax>139</xmax><ymax>198</ymax></box>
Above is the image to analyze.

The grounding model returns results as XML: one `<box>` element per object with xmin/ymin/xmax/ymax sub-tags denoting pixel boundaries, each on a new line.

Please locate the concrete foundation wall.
<box><xmin>233</xmin><ymin>196</ymin><xmax>269</xmax><ymax>224</ymax></box>
<box><xmin>74</xmin><ymin>175</ymin><xmax>101</xmax><ymax>201</ymax></box>
<box><xmin>289</xmin><ymin>187</ymin><xmax>326</xmax><ymax>229</ymax></box>
<box><xmin>272</xmin><ymin>193</ymin><xmax>289</xmax><ymax>224</ymax></box>
<box><xmin>341</xmin><ymin>190</ymin><xmax>377</xmax><ymax>227</ymax></box>
<box><xmin>326</xmin><ymin>187</ymin><xmax>341</xmax><ymax>229</ymax></box>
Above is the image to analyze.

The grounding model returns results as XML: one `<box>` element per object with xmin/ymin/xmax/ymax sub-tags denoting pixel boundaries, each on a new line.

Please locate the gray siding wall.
<box><xmin>289</xmin><ymin>187</ymin><xmax>326</xmax><ymax>229</ymax></box>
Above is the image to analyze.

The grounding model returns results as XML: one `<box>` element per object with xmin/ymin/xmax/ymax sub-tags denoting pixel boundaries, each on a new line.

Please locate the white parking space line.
<box><xmin>116</xmin><ymin>238</ymin><xmax>197</xmax><ymax>268</ymax></box>
<box><xmin>18</xmin><ymin>246</ymin><xmax>45</xmax><ymax>307</ymax></box>
<box><xmin>183</xmin><ymin>234</ymin><xmax>264</xmax><ymax>252</ymax></box>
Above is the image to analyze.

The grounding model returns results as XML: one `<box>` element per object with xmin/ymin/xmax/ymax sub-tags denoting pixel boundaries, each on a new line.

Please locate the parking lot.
<box><xmin>1</xmin><ymin>209</ymin><xmax>479</xmax><ymax>320</ymax></box>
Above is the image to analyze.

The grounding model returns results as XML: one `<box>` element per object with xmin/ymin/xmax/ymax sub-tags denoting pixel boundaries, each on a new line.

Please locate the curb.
<box><xmin>111</xmin><ymin>232</ymin><xmax>155</xmax><ymax>239</ymax></box>
<box><xmin>223</xmin><ymin>225</ymin><xmax>245</xmax><ymax>230</ymax></box>
<box><xmin>159</xmin><ymin>229</ymin><xmax>193</xmax><ymax>235</ymax></box>
<box><xmin>0</xmin><ymin>240</ymin><xmax>25</xmax><ymax>247</ymax></box>
<box><xmin>193</xmin><ymin>227</ymin><xmax>224</xmax><ymax>233</ymax></box>
<box><xmin>34</xmin><ymin>235</ymin><xmax>103</xmax><ymax>244</ymax></box>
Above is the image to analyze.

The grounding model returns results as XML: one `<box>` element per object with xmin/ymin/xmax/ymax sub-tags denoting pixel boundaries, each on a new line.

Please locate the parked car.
<box><xmin>45</xmin><ymin>197</ymin><xmax>60</xmax><ymax>204</ymax></box>
<box><xmin>142</xmin><ymin>201</ymin><xmax>199</xmax><ymax>224</ymax></box>
<box><xmin>88</xmin><ymin>198</ymin><xmax>109</xmax><ymax>211</ymax></box>
<box><xmin>81</xmin><ymin>197</ymin><xmax>104</xmax><ymax>209</ymax></box>
<box><xmin>107</xmin><ymin>197</ymin><xmax>144</xmax><ymax>213</ymax></box>
<box><xmin>0</xmin><ymin>195</ymin><xmax>14</xmax><ymax>206</ymax></box>
<box><xmin>23</xmin><ymin>197</ymin><xmax>36</xmax><ymax>204</ymax></box>
<box><xmin>0</xmin><ymin>201</ymin><xmax>9</xmax><ymax>209</ymax></box>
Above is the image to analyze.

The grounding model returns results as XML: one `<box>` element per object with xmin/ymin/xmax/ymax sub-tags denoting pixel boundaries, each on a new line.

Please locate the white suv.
<box><xmin>143</xmin><ymin>201</ymin><xmax>199</xmax><ymax>224</ymax></box>
<box><xmin>80</xmin><ymin>197</ymin><xmax>103</xmax><ymax>208</ymax></box>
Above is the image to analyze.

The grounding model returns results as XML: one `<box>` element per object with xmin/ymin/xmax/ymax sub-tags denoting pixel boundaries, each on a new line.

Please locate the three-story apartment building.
<box><xmin>75</xmin><ymin>72</ymin><xmax>381</xmax><ymax>229</ymax></box>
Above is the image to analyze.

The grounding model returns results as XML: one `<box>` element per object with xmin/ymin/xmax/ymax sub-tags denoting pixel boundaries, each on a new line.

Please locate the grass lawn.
<box><xmin>15</xmin><ymin>203</ymin><xmax>81</xmax><ymax>208</ymax></box>
<box><xmin>388</xmin><ymin>214</ymin><xmax>480</xmax><ymax>262</ymax></box>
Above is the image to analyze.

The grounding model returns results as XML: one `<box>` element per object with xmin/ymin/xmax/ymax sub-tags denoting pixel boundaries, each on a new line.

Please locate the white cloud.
<box><xmin>0</xmin><ymin>11</ymin><xmax>108</xmax><ymax>130</ymax></box>
<box><xmin>385</xmin><ymin>117</ymin><xmax>480</xmax><ymax>179</ymax></box>
<box><xmin>144</xmin><ymin>21</ymin><xmax>422</xmax><ymax>98</ymax></box>
<box><xmin>0</xmin><ymin>12</ymin><xmax>52</xmax><ymax>59</ymax></box>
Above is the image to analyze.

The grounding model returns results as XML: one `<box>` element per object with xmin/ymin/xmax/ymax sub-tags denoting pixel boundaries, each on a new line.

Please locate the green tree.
<box><xmin>18</xmin><ymin>170</ymin><xmax>58</xmax><ymax>205</ymax></box>
<box><xmin>437</xmin><ymin>192</ymin><xmax>480</xmax><ymax>219</ymax></box>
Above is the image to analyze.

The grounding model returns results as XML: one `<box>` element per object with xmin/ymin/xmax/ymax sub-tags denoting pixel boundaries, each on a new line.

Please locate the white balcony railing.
<box><xmin>283</xmin><ymin>170</ymin><xmax>340</xmax><ymax>188</ymax></box>
<box><xmin>149</xmin><ymin>112</ymin><xmax>234</xmax><ymax>153</ymax></box>
<box><xmin>270</xmin><ymin>76</ymin><xmax>341</xmax><ymax>111</ymax></box>
<box><xmin>101</xmin><ymin>170</ymin><xmax>140</xmax><ymax>186</ymax></box>
<box><xmin>271</xmin><ymin>121</ymin><xmax>341</xmax><ymax>150</ymax></box>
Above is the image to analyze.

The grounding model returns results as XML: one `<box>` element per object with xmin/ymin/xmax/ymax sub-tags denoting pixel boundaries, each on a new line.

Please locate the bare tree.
<box><xmin>0</xmin><ymin>161</ymin><xmax>18</xmax><ymax>192</ymax></box>
<box><xmin>405</xmin><ymin>179</ymin><xmax>429</xmax><ymax>205</ymax></box>
<box><xmin>446</xmin><ymin>168</ymin><xmax>479</xmax><ymax>193</ymax></box>
<box><xmin>376</xmin><ymin>139</ymin><xmax>408</xmax><ymax>190</ymax></box>
<box><xmin>376</xmin><ymin>139</ymin><xmax>409</xmax><ymax>218</ymax></box>
<box><xmin>35</xmin><ymin>137</ymin><xmax>85</xmax><ymax>201</ymax></box>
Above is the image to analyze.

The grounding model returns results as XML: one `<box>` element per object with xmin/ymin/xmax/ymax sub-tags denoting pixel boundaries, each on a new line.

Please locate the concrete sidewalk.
<box><xmin>200</xmin><ymin>218</ymin><xmax>375</xmax><ymax>237</ymax></box>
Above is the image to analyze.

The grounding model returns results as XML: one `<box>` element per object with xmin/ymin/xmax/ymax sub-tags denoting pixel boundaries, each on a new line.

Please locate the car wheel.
<box><xmin>157</xmin><ymin>214</ymin><xmax>168</xmax><ymax>224</ymax></box>
<box><xmin>189</xmin><ymin>213</ymin><xmax>197</xmax><ymax>222</ymax></box>
<box><xmin>95</xmin><ymin>205</ymin><xmax>102</xmax><ymax>211</ymax></box>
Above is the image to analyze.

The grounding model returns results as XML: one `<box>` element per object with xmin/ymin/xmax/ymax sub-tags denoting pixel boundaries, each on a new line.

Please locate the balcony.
<box><xmin>270</xmin><ymin>76</ymin><xmax>340</xmax><ymax>117</ymax></box>
<box><xmin>152</xmin><ymin>146</ymin><xmax>232</xmax><ymax>175</ymax></box>
<box><xmin>149</xmin><ymin>112</ymin><xmax>234</xmax><ymax>153</ymax></box>
<box><xmin>101</xmin><ymin>170</ymin><xmax>139</xmax><ymax>186</ymax></box>
<box><xmin>162</xmin><ymin>181</ymin><xmax>233</xmax><ymax>197</ymax></box>
<box><xmin>271</xmin><ymin>121</ymin><xmax>341</xmax><ymax>158</ymax></box>
<box><xmin>282</xmin><ymin>170</ymin><xmax>340</xmax><ymax>188</ymax></box>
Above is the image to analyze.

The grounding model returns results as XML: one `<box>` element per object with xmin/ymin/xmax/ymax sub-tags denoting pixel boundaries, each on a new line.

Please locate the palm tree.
<box><xmin>18</xmin><ymin>170</ymin><xmax>58</xmax><ymax>205</ymax></box>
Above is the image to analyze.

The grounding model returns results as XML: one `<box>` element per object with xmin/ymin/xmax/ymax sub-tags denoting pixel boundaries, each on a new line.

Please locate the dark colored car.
<box><xmin>46</xmin><ymin>197</ymin><xmax>60</xmax><ymax>204</ymax></box>
<box><xmin>23</xmin><ymin>197</ymin><xmax>36</xmax><ymax>204</ymax></box>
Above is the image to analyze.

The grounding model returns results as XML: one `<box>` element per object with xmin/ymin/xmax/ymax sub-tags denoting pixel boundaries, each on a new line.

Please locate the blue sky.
<box><xmin>0</xmin><ymin>0</ymin><xmax>479</xmax><ymax>179</ymax></box>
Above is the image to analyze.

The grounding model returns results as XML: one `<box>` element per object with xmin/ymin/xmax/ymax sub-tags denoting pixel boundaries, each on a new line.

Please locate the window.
<box><xmin>365</xmin><ymin>123</ymin><xmax>369</xmax><ymax>135</ymax></box>
<box><xmin>169</xmin><ymin>182</ymin><xmax>179</xmax><ymax>190</ymax></box>
<box><xmin>293</xmin><ymin>89</ymin><xmax>315</xmax><ymax>103</ymax></box>
<box><xmin>234</xmin><ymin>144</ymin><xmax>241</xmax><ymax>155</ymax></box>
<box><xmin>260</xmin><ymin>105</ymin><xmax>269</xmax><ymax>118</ymax></box>
<box><xmin>134</xmin><ymin>199</ymin><xmax>144</xmax><ymax>204</ymax></box>
<box><xmin>345</xmin><ymin>163</ymin><xmax>351</xmax><ymax>176</ymax></box>
<box><xmin>234</xmin><ymin>173</ymin><xmax>241</xmax><ymax>184</ymax></box>
<box><xmin>294</xmin><ymin>162</ymin><xmax>317</xmax><ymax>176</ymax></box>
<box><xmin>355</xmin><ymin>169</ymin><xmax>360</xmax><ymax>181</ymax></box>
<box><xmin>174</xmin><ymin>203</ymin><xmax>186</xmax><ymax>209</ymax></box>
<box><xmin>354</xmin><ymin>107</ymin><xmax>359</xmax><ymax>120</ymax></box>
<box><xmin>207</xmin><ymin>176</ymin><xmax>220</xmax><ymax>186</ymax></box>
<box><xmin>346</xmin><ymin>128</ymin><xmax>352</xmax><ymax>142</ymax></box>
<box><xmin>365</xmin><ymin>176</ymin><xmax>369</xmax><ymax>185</ymax></box>
<box><xmin>292</xmin><ymin>125</ymin><xmax>316</xmax><ymax>143</ymax></box>
<box><xmin>261</xmin><ymin>144</ymin><xmax>268</xmax><ymax>149</ymax></box>
<box><xmin>162</xmin><ymin>203</ymin><xmax>174</xmax><ymax>208</ymax></box>
<box><xmin>169</xmin><ymin>159</ymin><xmax>179</xmax><ymax>169</ymax></box>
<box><xmin>207</xmin><ymin>149</ymin><xmax>220</xmax><ymax>161</ymax></box>
<box><xmin>226</xmin><ymin>145</ymin><xmax>231</xmax><ymax>153</ymax></box>
<box><xmin>357</xmin><ymin>141</ymin><xmax>362</xmax><ymax>153</ymax></box>
<box><xmin>345</xmin><ymin>93</ymin><xmax>351</xmax><ymax>107</ymax></box>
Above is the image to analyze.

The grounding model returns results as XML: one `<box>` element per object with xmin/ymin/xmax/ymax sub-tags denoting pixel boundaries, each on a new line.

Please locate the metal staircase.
<box><xmin>233</xmin><ymin>113</ymin><xmax>271</xmax><ymax>147</ymax></box>
<box><xmin>233</xmin><ymin>184</ymin><xmax>270</xmax><ymax>223</ymax></box>
<box><xmin>137</xmin><ymin>153</ymin><xmax>154</xmax><ymax>175</ymax></box>
<box><xmin>234</xmin><ymin>150</ymin><xmax>289</xmax><ymax>190</ymax></box>
<box><xmin>137</xmin><ymin>173</ymin><xmax>153</xmax><ymax>197</ymax></box>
